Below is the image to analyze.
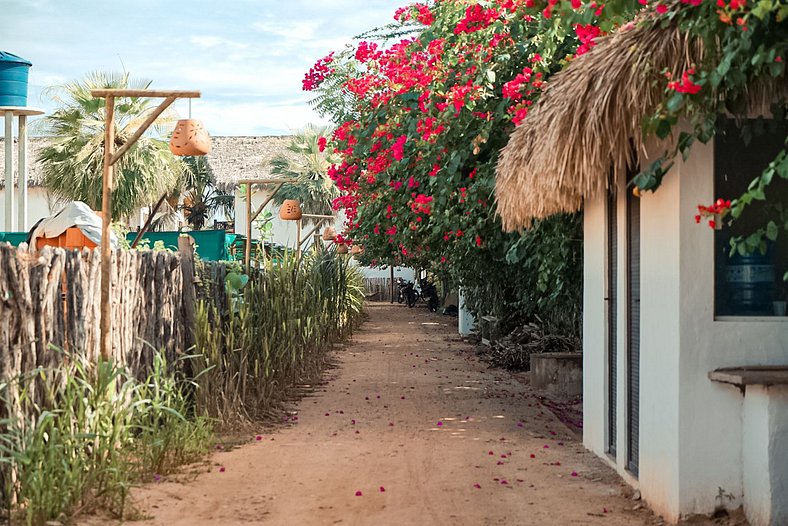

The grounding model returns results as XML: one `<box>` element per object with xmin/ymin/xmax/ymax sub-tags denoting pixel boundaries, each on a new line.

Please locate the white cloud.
<box><xmin>197</xmin><ymin>100</ymin><xmax>331</xmax><ymax>136</ymax></box>
<box><xmin>5</xmin><ymin>0</ymin><xmax>410</xmax><ymax>135</ymax></box>
<box><xmin>189</xmin><ymin>36</ymin><xmax>249</xmax><ymax>50</ymax></box>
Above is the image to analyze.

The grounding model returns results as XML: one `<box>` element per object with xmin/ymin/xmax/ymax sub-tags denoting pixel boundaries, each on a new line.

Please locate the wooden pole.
<box><xmin>130</xmin><ymin>193</ymin><xmax>168</xmax><ymax>248</ymax></box>
<box><xmin>245</xmin><ymin>185</ymin><xmax>252</xmax><ymax>274</ymax></box>
<box><xmin>178</xmin><ymin>235</ymin><xmax>197</xmax><ymax>352</ymax></box>
<box><xmin>296</xmin><ymin>219</ymin><xmax>302</xmax><ymax>258</ymax></box>
<box><xmin>390</xmin><ymin>265</ymin><xmax>395</xmax><ymax>304</ymax></box>
<box><xmin>99</xmin><ymin>95</ymin><xmax>115</xmax><ymax>361</ymax></box>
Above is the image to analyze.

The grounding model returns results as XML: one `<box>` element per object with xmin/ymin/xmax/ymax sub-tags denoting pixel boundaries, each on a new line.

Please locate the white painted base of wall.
<box><xmin>743</xmin><ymin>385</ymin><xmax>788</xmax><ymax>526</ymax></box>
<box><xmin>458</xmin><ymin>288</ymin><xmax>475</xmax><ymax>336</ymax></box>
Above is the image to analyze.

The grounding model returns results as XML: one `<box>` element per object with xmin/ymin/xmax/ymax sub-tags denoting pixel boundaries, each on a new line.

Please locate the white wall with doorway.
<box><xmin>583</xmin><ymin>133</ymin><xmax>788</xmax><ymax>523</ymax></box>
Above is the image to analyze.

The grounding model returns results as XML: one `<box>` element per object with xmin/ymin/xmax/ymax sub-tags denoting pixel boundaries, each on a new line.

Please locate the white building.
<box><xmin>0</xmin><ymin>137</ymin><xmax>56</xmax><ymax>231</ymax></box>
<box><xmin>496</xmin><ymin>23</ymin><xmax>787</xmax><ymax>526</ymax></box>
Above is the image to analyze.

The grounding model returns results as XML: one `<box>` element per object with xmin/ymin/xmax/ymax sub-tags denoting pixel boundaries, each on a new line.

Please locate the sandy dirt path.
<box><xmin>112</xmin><ymin>302</ymin><xmax>665</xmax><ymax>526</ymax></box>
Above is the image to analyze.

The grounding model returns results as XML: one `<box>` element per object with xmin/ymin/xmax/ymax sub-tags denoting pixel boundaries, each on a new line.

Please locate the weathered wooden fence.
<box><xmin>364</xmin><ymin>277</ymin><xmax>394</xmax><ymax>302</ymax></box>
<box><xmin>0</xmin><ymin>243</ymin><xmax>186</xmax><ymax>383</ymax></box>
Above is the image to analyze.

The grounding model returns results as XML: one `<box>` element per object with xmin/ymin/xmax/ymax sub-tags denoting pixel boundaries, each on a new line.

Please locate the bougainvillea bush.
<box><xmin>305</xmin><ymin>0</ymin><xmax>786</xmax><ymax>327</ymax></box>
<box><xmin>304</xmin><ymin>0</ymin><xmax>643</xmax><ymax>332</ymax></box>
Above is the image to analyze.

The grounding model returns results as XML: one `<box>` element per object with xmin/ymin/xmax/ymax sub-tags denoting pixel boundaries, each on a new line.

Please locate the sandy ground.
<box><xmin>85</xmin><ymin>303</ymin><xmax>730</xmax><ymax>526</ymax></box>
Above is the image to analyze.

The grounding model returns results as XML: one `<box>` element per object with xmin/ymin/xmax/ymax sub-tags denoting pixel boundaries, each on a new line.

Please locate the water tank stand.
<box><xmin>1</xmin><ymin>106</ymin><xmax>44</xmax><ymax>232</ymax></box>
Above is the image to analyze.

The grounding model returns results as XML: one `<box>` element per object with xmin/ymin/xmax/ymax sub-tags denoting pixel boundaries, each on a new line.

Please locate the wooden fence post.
<box><xmin>178</xmin><ymin>236</ymin><xmax>197</xmax><ymax>352</ymax></box>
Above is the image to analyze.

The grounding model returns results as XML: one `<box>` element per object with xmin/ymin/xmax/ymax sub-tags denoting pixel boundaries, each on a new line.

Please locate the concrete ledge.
<box><xmin>709</xmin><ymin>366</ymin><xmax>788</xmax><ymax>387</ymax></box>
<box><xmin>531</xmin><ymin>352</ymin><xmax>582</xmax><ymax>398</ymax></box>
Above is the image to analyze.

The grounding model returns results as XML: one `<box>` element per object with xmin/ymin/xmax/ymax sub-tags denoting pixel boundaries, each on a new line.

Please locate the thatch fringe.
<box><xmin>496</xmin><ymin>22</ymin><xmax>704</xmax><ymax>231</ymax></box>
<box><xmin>496</xmin><ymin>19</ymin><xmax>788</xmax><ymax>231</ymax></box>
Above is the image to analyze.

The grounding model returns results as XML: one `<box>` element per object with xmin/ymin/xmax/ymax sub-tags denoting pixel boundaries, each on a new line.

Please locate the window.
<box><xmin>714</xmin><ymin>118</ymin><xmax>788</xmax><ymax>317</ymax></box>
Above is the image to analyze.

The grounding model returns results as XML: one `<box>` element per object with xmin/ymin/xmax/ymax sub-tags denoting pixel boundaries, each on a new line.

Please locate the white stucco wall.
<box><xmin>583</xmin><ymin>135</ymin><xmax>788</xmax><ymax>523</ymax></box>
<box><xmin>234</xmin><ymin>190</ymin><xmax>345</xmax><ymax>251</ymax></box>
<box><xmin>0</xmin><ymin>187</ymin><xmax>52</xmax><ymax>231</ymax></box>
<box><xmin>676</xmin><ymin>139</ymin><xmax>788</xmax><ymax>519</ymax></box>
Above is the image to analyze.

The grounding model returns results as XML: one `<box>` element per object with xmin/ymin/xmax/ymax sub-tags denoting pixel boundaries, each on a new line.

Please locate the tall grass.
<box><xmin>0</xmin><ymin>349</ymin><xmax>213</xmax><ymax>525</ymax></box>
<box><xmin>193</xmin><ymin>247</ymin><xmax>365</xmax><ymax>423</ymax></box>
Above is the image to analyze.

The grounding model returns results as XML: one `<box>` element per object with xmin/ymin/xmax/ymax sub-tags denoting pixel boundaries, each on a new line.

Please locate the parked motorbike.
<box><xmin>397</xmin><ymin>279</ymin><xmax>419</xmax><ymax>308</ymax></box>
<box><xmin>419</xmin><ymin>278</ymin><xmax>439</xmax><ymax>312</ymax></box>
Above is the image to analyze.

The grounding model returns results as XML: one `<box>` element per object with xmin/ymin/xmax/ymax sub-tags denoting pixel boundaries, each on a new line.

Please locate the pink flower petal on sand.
<box><xmin>365</xmin><ymin>397</ymin><xmax>369</xmax><ymax>400</ymax></box>
<box><xmin>488</xmin><ymin>451</ymin><xmax>494</xmax><ymax>456</ymax></box>
<box><xmin>530</xmin><ymin>454</ymin><xmax>536</xmax><ymax>459</ymax></box>
<box><xmin>571</xmin><ymin>471</ymin><xmax>579</xmax><ymax>477</ymax></box>
<box><xmin>401</xmin><ymin>396</ymin><xmax>405</xmax><ymax>400</ymax></box>
<box><xmin>543</xmin><ymin>445</ymin><xmax>550</xmax><ymax>449</ymax></box>
<box><xmin>355</xmin><ymin>490</ymin><xmax>363</xmax><ymax>496</ymax></box>
<box><xmin>219</xmin><ymin>466</ymin><xmax>226</xmax><ymax>472</ymax></box>
<box><xmin>355</xmin><ymin>430</ymin><xmax>360</xmax><ymax>434</ymax></box>
<box><xmin>437</xmin><ymin>421</ymin><xmax>443</xmax><ymax>427</ymax></box>
<box><xmin>379</xmin><ymin>486</ymin><xmax>386</xmax><ymax>492</ymax></box>
<box><xmin>255</xmin><ymin>435</ymin><xmax>263</xmax><ymax>441</ymax></box>
<box><xmin>325</xmin><ymin>413</ymin><xmax>330</xmax><ymax>416</ymax></box>
<box><xmin>497</xmin><ymin>461</ymin><xmax>504</xmax><ymax>465</ymax></box>
<box><xmin>389</xmin><ymin>422</ymin><xmax>394</xmax><ymax>426</ymax></box>
<box><xmin>517</xmin><ymin>422</ymin><xmax>524</xmax><ymax>427</ymax></box>
<box><xmin>501</xmin><ymin>480</ymin><xmax>508</xmax><ymax>485</ymax></box>
<box><xmin>473</xmin><ymin>483</ymin><xmax>481</xmax><ymax>489</ymax></box>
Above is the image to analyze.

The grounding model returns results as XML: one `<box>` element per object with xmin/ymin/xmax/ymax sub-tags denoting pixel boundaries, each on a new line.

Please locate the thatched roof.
<box><xmin>496</xmin><ymin>21</ymin><xmax>784</xmax><ymax>231</ymax></box>
<box><xmin>0</xmin><ymin>137</ymin><xmax>49</xmax><ymax>188</ymax></box>
<box><xmin>0</xmin><ymin>136</ymin><xmax>294</xmax><ymax>192</ymax></box>
<box><xmin>206</xmin><ymin>136</ymin><xmax>296</xmax><ymax>191</ymax></box>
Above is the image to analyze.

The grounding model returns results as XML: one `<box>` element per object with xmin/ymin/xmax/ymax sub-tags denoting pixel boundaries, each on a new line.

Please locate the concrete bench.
<box><xmin>709</xmin><ymin>366</ymin><xmax>788</xmax><ymax>526</ymax></box>
<box><xmin>531</xmin><ymin>352</ymin><xmax>582</xmax><ymax>398</ymax></box>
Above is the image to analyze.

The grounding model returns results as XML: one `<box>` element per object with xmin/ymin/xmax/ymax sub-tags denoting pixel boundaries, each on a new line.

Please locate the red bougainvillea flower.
<box><xmin>255</xmin><ymin>435</ymin><xmax>263</xmax><ymax>441</ymax></box>
<box><xmin>437</xmin><ymin>421</ymin><xmax>443</xmax><ymax>426</ymax></box>
<box><xmin>380</xmin><ymin>486</ymin><xmax>386</xmax><ymax>492</ymax></box>
<box><xmin>571</xmin><ymin>471</ymin><xmax>579</xmax><ymax>477</ymax></box>
<box><xmin>656</xmin><ymin>3</ymin><xmax>669</xmax><ymax>13</ymax></box>
<box><xmin>219</xmin><ymin>466</ymin><xmax>226</xmax><ymax>473</ymax></box>
<box><xmin>303</xmin><ymin>52</ymin><xmax>335</xmax><ymax>91</ymax></box>
<box><xmin>473</xmin><ymin>483</ymin><xmax>482</xmax><ymax>489</ymax></box>
<box><xmin>530</xmin><ymin>454</ymin><xmax>536</xmax><ymax>458</ymax></box>
<box><xmin>668</xmin><ymin>69</ymin><xmax>702</xmax><ymax>94</ymax></box>
<box><xmin>318</xmin><ymin>136</ymin><xmax>327</xmax><ymax>152</ymax></box>
<box><xmin>695</xmin><ymin>198</ymin><xmax>731</xmax><ymax>227</ymax></box>
<box><xmin>355</xmin><ymin>490</ymin><xmax>363</xmax><ymax>496</ymax></box>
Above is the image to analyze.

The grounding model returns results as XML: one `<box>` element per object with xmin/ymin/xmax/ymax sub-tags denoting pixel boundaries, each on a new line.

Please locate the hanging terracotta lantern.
<box><xmin>322</xmin><ymin>226</ymin><xmax>337</xmax><ymax>241</ymax></box>
<box><xmin>351</xmin><ymin>244</ymin><xmax>364</xmax><ymax>256</ymax></box>
<box><xmin>279</xmin><ymin>199</ymin><xmax>302</xmax><ymax>220</ymax></box>
<box><xmin>169</xmin><ymin>119</ymin><xmax>211</xmax><ymax>156</ymax></box>
<box><xmin>336</xmin><ymin>243</ymin><xmax>349</xmax><ymax>254</ymax></box>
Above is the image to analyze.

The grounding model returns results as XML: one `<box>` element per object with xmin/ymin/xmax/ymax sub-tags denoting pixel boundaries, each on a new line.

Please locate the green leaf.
<box><xmin>766</xmin><ymin>221</ymin><xmax>779</xmax><ymax>241</ymax></box>
<box><xmin>666</xmin><ymin>93</ymin><xmax>684</xmax><ymax>113</ymax></box>
<box><xmin>656</xmin><ymin>119</ymin><xmax>673</xmax><ymax>139</ymax></box>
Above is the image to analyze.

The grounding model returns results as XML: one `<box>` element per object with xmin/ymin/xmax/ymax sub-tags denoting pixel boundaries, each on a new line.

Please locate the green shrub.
<box><xmin>0</xmin><ymin>348</ymin><xmax>213</xmax><ymax>525</ymax></box>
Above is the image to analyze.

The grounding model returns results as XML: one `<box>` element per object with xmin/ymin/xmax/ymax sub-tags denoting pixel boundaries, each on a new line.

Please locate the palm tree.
<box><xmin>180</xmin><ymin>156</ymin><xmax>234</xmax><ymax>230</ymax></box>
<box><xmin>270</xmin><ymin>124</ymin><xmax>339</xmax><ymax>226</ymax></box>
<box><xmin>38</xmin><ymin>71</ymin><xmax>185</xmax><ymax>219</ymax></box>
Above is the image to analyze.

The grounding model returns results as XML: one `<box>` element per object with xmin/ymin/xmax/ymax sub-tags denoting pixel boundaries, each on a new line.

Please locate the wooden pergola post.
<box><xmin>91</xmin><ymin>89</ymin><xmax>200</xmax><ymax>361</ymax></box>
<box><xmin>237</xmin><ymin>178</ymin><xmax>297</xmax><ymax>273</ymax></box>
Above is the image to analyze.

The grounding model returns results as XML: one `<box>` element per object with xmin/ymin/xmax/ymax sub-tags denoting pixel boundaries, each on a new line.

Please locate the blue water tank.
<box><xmin>0</xmin><ymin>51</ymin><xmax>32</xmax><ymax>107</ymax></box>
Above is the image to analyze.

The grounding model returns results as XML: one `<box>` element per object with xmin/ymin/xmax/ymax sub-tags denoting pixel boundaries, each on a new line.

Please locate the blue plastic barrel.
<box><xmin>0</xmin><ymin>51</ymin><xmax>32</xmax><ymax>107</ymax></box>
<box><xmin>725</xmin><ymin>254</ymin><xmax>775</xmax><ymax>314</ymax></box>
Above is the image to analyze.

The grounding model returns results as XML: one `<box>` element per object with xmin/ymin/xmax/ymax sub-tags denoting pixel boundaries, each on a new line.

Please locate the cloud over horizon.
<box><xmin>2</xmin><ymin>0</ymin><xmax>406</xmax><ymax>136</ymax></box>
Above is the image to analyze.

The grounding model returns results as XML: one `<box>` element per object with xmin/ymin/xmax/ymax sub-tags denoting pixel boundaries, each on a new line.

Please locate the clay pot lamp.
<box><xmin>322</xmin><ymin>226</ymin><xmax>337</xmax><ymax>241</ymax></box>
<box><xmin>169</xmin><ymin>119</ymin><xmax>211</xmax><ymax>156</ymax></box>
<box><xmin>279</xmin><ymin>200</ymin><xmax>303</xmax><ymax>221</ymax></box>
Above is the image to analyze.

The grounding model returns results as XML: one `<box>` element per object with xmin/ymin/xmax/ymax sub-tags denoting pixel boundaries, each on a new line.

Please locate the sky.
<box><xmin>2</xmin><ymin>0</ymin><xmax>408</xmax><ymax>136</ymax></box>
